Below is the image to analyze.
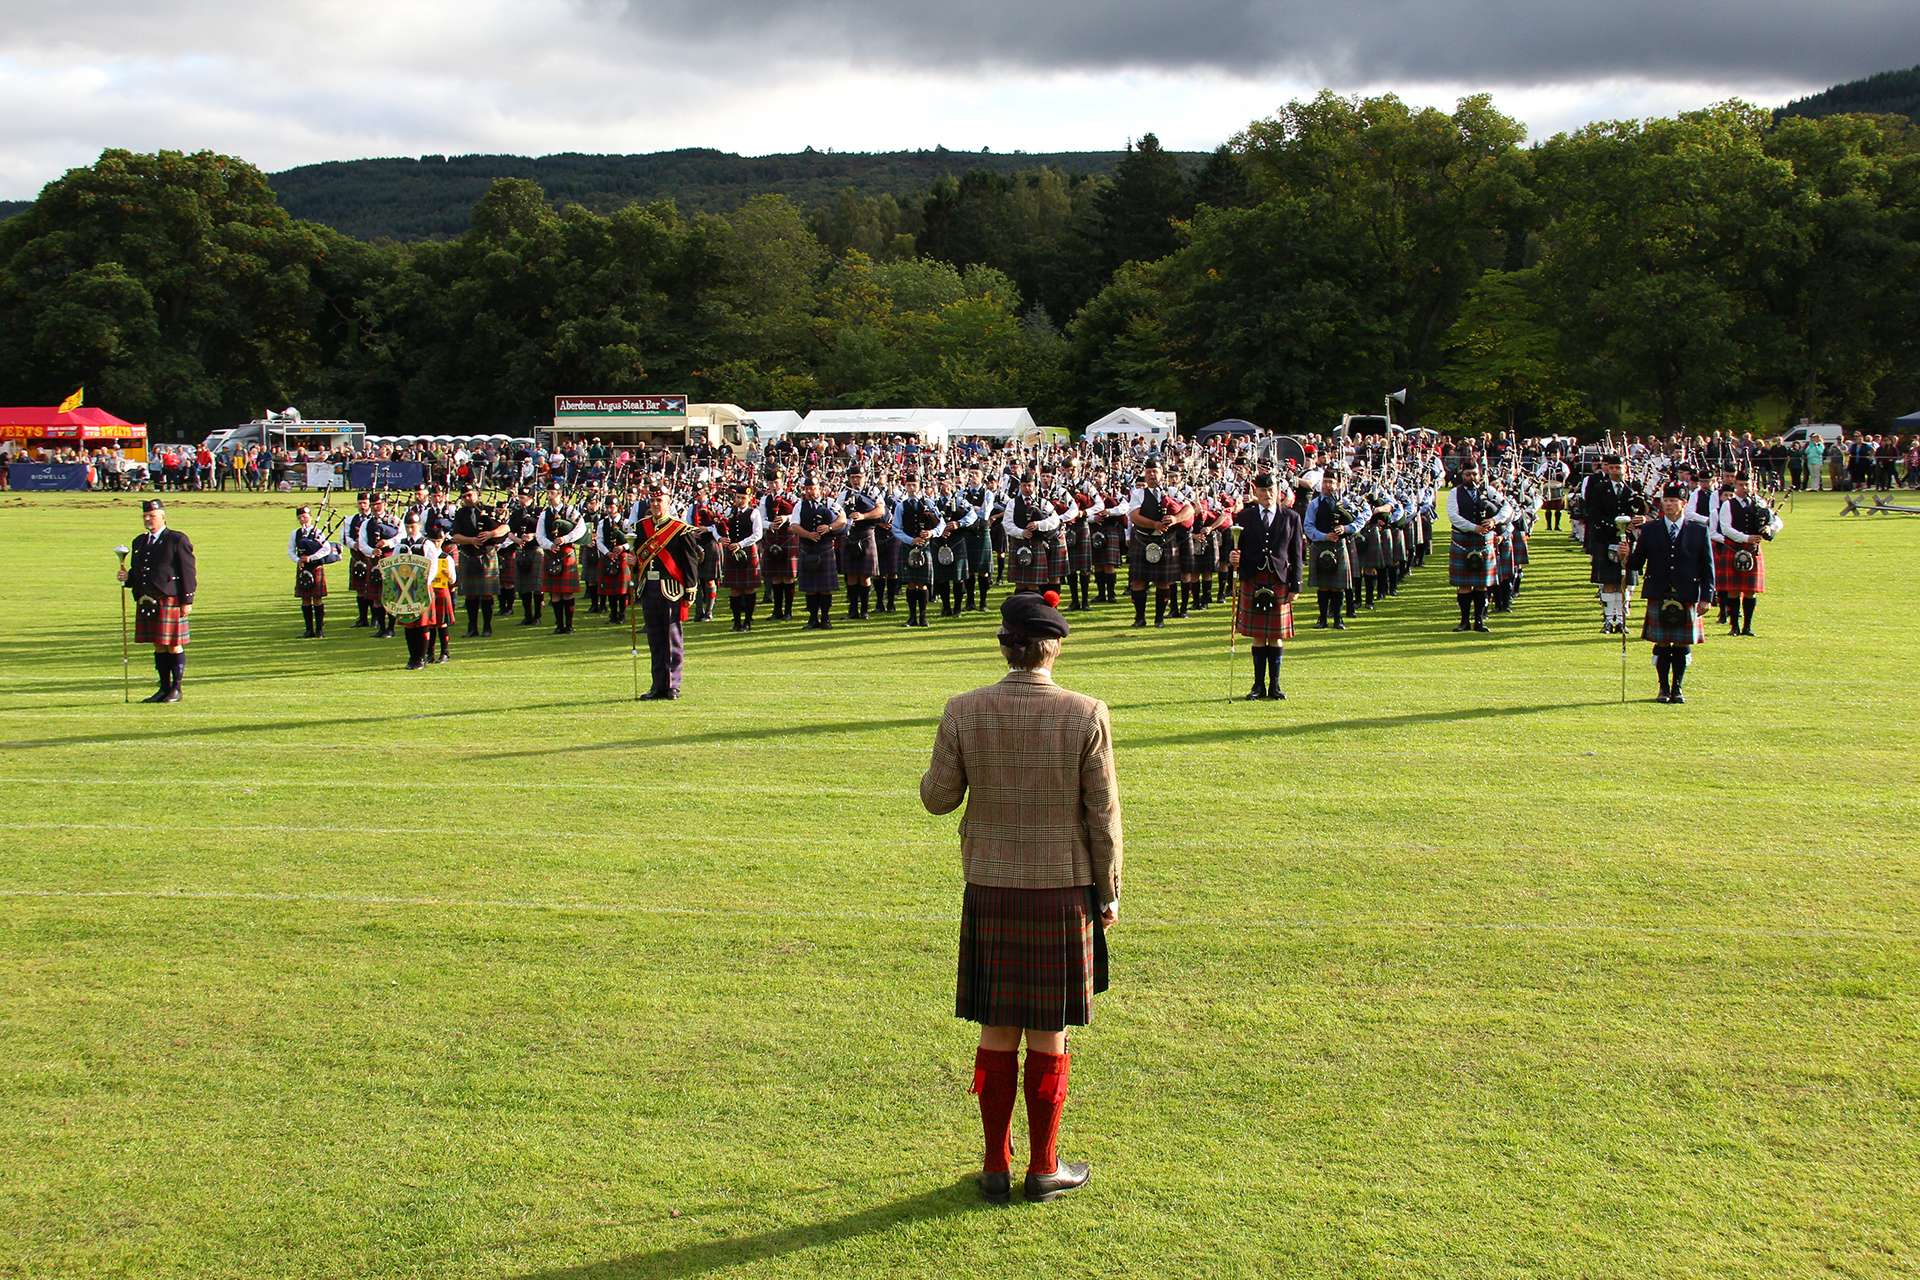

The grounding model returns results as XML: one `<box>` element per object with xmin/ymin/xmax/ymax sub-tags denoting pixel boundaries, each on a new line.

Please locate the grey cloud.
<box><xmin>606</xmin><ymin>0</ymin><xmax>1917</xmax><ymax>85</ymax></box>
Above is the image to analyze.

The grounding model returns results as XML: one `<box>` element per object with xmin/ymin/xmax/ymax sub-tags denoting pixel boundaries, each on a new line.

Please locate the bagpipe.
<box><xmin>763</xmin><ymin>492</ymin><xmax>797</xmax><ymax>565</ymax></box>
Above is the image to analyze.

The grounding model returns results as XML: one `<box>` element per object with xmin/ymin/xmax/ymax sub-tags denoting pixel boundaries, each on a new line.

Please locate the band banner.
<box><xmin>349</xmin><ymin>460</ymin><xmax>426</xmax><ymax>491</ymax></box>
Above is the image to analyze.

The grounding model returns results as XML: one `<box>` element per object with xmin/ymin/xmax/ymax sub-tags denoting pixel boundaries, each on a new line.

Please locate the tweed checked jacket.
<box><xmin>920</xmin><ymin>670</ymin><xmax>1123</xmax><ymax>904</ymax></box>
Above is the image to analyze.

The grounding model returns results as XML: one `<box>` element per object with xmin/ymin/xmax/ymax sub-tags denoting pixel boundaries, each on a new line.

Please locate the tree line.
<box><xmin>2</xmin><ymin>92</ymin><xmax>1916</xmax><ymax>442</ymax></box>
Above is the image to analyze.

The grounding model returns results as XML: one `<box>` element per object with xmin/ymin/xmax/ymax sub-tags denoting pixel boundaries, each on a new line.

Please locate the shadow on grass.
<box><xmin>513</xmin><ymin>1177</ymin><xmax>986</xmax><ymax>1279</ymax></box>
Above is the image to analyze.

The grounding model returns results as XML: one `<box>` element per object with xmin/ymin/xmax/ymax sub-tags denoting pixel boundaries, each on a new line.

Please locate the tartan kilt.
<box><xmin>720</xmin><ymin>545</ymin><xmax>761</xmax><ymax>591</ymax></box>
<box><xmin>1511</xmin><ymin>529</ymin><xmax>1531</xmax><ymax>568</ymax></box>
<box><xmin>900</xmin><ymin>544</ymin><xmax>934</xmax><ymax>588</ymax></box>
<box><xmin>514</xmin><ymin>546</ymin><xmax>542</xmax><ymax>592</ymax></box>
<box><xmin>1642</xmin><ymin>597</ymin><xmax>1706</xmax><ymax>645</ymax></box>
<box><xmin>133</xmin><ymin>595</ymin><xmax>189</xmax><ymax>647</ymax></box>
<box><xmin>1065</xmin><ymin>521</ymin><xmax>1095</xmax><ymax>573</ymax></box>
<box><xmin>1450</xmin><ymin>532</ymin><xmax>1499</xmax><ymax>588</ymax></box>
<box><xmin>1307</xmin><ymin>540</ymin><xmax>1351</xmax><ymax>591</ymax></box>
<box><xmin>294</xmin><ymin>564</ymin><xmax>328</xmax><ymax>600</ymax></box>
<box><xmin>1094</xmin><ymin>520</ymin><xmax>1126</xmax><ymax>571</ymax></box>
<box><xmin>798</xmin><ymin>544</ymin><xmax>841</xmax><ymax>594</ymax></box>
<box><xmin>353</xmin><ymin>551</ymin><xmax>383</xmax><ymax>604</ymax></box>
<box><xmin>1590</xmin><ymin>545</ymin><xmax>1634</xmax><ymax>587</ymax></box>
<box><xmin>541</xmin><ymin>546</ymin><xmax>580</xmax><ymax>597</ymax></box>
<box><xmin>1495</xmin><ymin>534</ymin><xmax>1516</xmax><ymax>581</ymax></box>
<box><xmin>409</xmin><ymin>585</ymin><xmax>456</xmax><ymax>628</ymax></box>
<box><xmin>1169</xmin><ymin>526</ymin><xmax>1193</xmax><ymax>577</ymax></box>
<box><xmin>1128</xmin><ymin>534</ymin><xmax>1181</xmax><ymax>586</ymax></box>
<box><xmin>1357</xmin><ymin>524</ymin><xmax>1388</xmax><ymax>570</ymax></box>
<box><xmin>1190</xmin><ymin>528</ymin><xmax>1218</xmax><ymax>576</ymax></box>
<box><xmin>1720</xmin><ymin>543</ymin><xmax>1766</xmax><ymax>595</ymax></box>
<box><xmin>930</xmin><ymin>539</ymin><xmax>969</xmax><ymax>587</ymax></box>
<box><xmin>1711</xmin><ymin>540</ymin><xmax>1735</xmax><ymax>590</ymax></box>
<box><xmin>843</xmin><ymin>526</ymin><xmax>880</xmax><ymax>578</ymax></box>
<box><xmin>582</xmin><ymin>545</ymin><xmax>602</xmax><ymax>590</ymax></box>
<box><xmin>1011</xmin><ymin>534</ymin><xmax>1067</xmax><ymax>588</ymax></box>
<box><xmin>599</xmin><ymin>548</ymin><xmax>632</xmax><ymax>597</ymax></box>
<box><xmin>876</xmin><ymin>530</ymin><xmax>900</xmax><ymax>577</ymax></box>
<box><xmin>761</xmin><ymin>526</ymin><xmax>800</xmax><ymax>585</ymax></box>
<box><xmin>1234</xmin><ymin>574</ymin><xmax>1295</xmax><ymax>642</ymax></box>
<box><xmin>956</xmin><ymin>882</ymin><xmax>1107</xmax><ymax>1032</ymax></box>
<box><xmin>963</xmin><ymin>531</ymin><xmax>993</xmax><ymax>580</ymax></box>
<box><xmin>458</xmin><ymin>548</ymin><xmax>500</xmax><ymax>599</ymax></box>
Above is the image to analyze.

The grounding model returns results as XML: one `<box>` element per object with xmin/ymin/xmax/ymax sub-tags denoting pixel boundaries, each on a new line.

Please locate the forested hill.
<box><xmin>265</xmin><ymin>148</ymin><xmax>1198</xmax><ymax>241</ymax></box>
<box><xmin>1778</xmin><ymin>65</ymin><xmax>1920</xmax><ymax>124</ymax></box>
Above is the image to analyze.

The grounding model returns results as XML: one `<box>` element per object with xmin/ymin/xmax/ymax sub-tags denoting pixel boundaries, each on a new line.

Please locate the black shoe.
<box><xmin>353</xmin><ymin>619</ymin><xmax>370</xmax><ymax>628</ymax></box>
<box><xmin>1473</xmin><ymin>622</ymin><xmax>1491</xmax><ymax>633</ymax></box>
<box><xmin>1454</xmin><ymin>622</ymin><xmax>1471</xmax><ymax>632</ymax></box>
<box><xmin>1668</xmin><ymin>690</ymin><xmax>1685</xmax><ymax>704</ymax></box>
<box><xmin>1656</xmin><ymin>691</ymin><xmax>1671</xmax><ymax>703</ymax></box>
<box><xmin>1315</xmin><ymin>620</ymin><xmax>1329</xmax><ymax>629</ymax></box>
<box><xmin>1333</xmin><ymin>620</ymin><xmax>1346</xmax><ymax>631</ymax></box>
<box><xmin>1130</xmin><ymin>619</ymin><xmax>1146</xmax><ymax>628</ymax></box>
<box><xmin>406</xmin><ymin>660</ymin><xmax>423</xmax><ymax>671</ymax></box>
<box><xmin>160</xmin><ymin>689</ymin><xmax>181</xmax><ymax>703</ymax></box>
<box><xmin>1245</xmin><ymin>688</ymin><xmax>1266</xmax><ymax>701</ymax></box>
<box><xmin>482</xmin><ymin>626</ymin><xmax>492</xmax><ymax>637</ymax></box>
<box><xmin>1268</xmin><ymin>687</ymin><xmax>1285</xmax><ymax>701</ymax></box>
<box><xmin>978</xmin><ymin>1172</ymin><xmax>1011</xmax><ymax>1205</ymax></box>
<box><xmin>1024</xmin><ymin>1160</ymin><xmax>1090</xmax><ymax>1203</ymax></box>
<box><xmin>1741</xmin><ymin>626</ymin><xmax>1755</xmax><ymax>637</ymax></box>
<box><xmin>1154</xmin><ymin>620</ymin><xmax>1165</xmax><ymax>628</ymax></box>
<box><xmin>142</xmin><ymin>688</ymin><xmax>169</xmax><ymax>703</ymax></box>
<box><xmin>639</xmin><ymin>689</ymin><xmax>666</xmax><ymax>700</ymax></box>
<box><xmin>465</xmin><ymin>627</ymin><xmax>479</xmax><ymax>638</ymax></box>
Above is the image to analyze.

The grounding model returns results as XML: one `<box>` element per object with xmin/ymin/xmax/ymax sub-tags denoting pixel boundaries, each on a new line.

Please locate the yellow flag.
<box><xmin>57</xmin><ymin>387</ymin><xmax>83</xmax><ymax>414</ymax></box>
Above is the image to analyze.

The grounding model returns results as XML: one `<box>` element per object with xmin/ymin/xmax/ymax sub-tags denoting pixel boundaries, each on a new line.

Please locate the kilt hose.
<box><xmin>761</xmin><ymin>526</ymin><xmax>800</xmax><ymax>585</ymax></box>
<box><xmin>133</xmin><ymin>595</ymin><xmax>190</xmax><ymax>647</ymax></box>
<box><xmin>1306</xmin><ymin>540</ymin><xmax>1351</xmax><ymax>592</ymax></box>
<box><xmin>956</xmin><ymin>882</ymin><xmax>1108</xmax><ymax>1032</ymax></box>
<box><xmin>541</xmin><ymin>545</ymin><xmax>581</xmax><ymax>597</ymax></box>
<box><xmin>458</xmin><ymin>548</ymin><xmax>500</xmax><ymax>599</ymax></box>
<box><xmin>843</xmin><ymin>526</ymin><xmax>880</xmax><ymax>578</ymax></box>
<box><xmin>1642</xmin><ymin>597</ymin><xmax>1707</xmax><ymax>645</ymax></box>
<box><xmin>1094</xmin><ymin>520</ymin><xmax>1126</xmax><ymax>572</ymax></box>
<box><xmin>798</xmin><ymin>543</ymin><xmax>841</xmax><ymax>594</ymax></box>
<box><xmin>294</xmin><ymin>564</ymin><xmax>328</xmax><ymax>600</ymax></box>
<box><xmin>931</xmin><ymin>539</ymin><xmax>969</xmax><ymax>587</ymax></box>
<box><xmin>1234</xmin><ymin>573</ymin><xmax>1296</xmax><ymax>642</ymax></box>
<box><xmin>1010</xmin><ymin>534</ymin><xmax>1068</xmax><ymax>589</ymax></box>
<box><xmin>352</xmin><ymin>551</ymin><xmax>382</xmax><ymax>604</ymax></box>
<box><xmin>1128</xmin><ymin>534</ymin><xmax>1181</xmax><ymax>589</ymax></box>
<box><xmin>1450</xmin><ymin>531</ymin><xmax>1500</xmax><ymax>589</ymax></box>
<box><xmin>1066</xmin><ymin>521</ymin><xmax>1094</xmax><ymax>574</ymax></box>
<box><xmin>600</xmin><ymin>547</ymin><xmax>632</xmax><ymax>598</ymax></box>
<box><xmin>1720</xmin><ymin>544</ymin><xmax>1766</xmax><ymax>595</ymax></box>
<box><xmin>720</xmin><ymin>545</ymin><xmax>761</xmax><ymax>592</ymax></box>
<box><xmin>514</xmin><ymin>546</ymin><xmax>542</xmax><ymax>593</ymax></box>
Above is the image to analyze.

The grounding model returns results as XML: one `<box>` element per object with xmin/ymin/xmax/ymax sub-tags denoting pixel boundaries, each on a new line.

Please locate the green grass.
<box><xmin>1</xmin><ymin>489</ymin><xmax>1916</xmax><ymax>1279</ymax></box>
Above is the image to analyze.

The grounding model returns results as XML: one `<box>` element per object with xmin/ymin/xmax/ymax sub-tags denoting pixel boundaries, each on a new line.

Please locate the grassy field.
<box><xmin>1</xmin><ymin>488</ymin><xmax>1916</xmax><ymax>1279</ymax></box>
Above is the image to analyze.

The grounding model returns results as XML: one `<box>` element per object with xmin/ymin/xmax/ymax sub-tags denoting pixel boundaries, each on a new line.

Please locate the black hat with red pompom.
<box><xmin>998</xmin><ymin>589</ymin><xmax>1070</xmax><ymax>643</ymax></box>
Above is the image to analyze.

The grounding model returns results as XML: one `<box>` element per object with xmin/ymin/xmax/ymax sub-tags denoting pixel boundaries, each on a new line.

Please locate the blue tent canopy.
<box><xmin>1893</xmin><ymin>410</ymin><xmax>1920</xmax><ymax>427</ymax></box>
<box><xmin>1195</xmin><ymin>418</ymin><xmax>1262</xmax><ymax>442</ymax></box>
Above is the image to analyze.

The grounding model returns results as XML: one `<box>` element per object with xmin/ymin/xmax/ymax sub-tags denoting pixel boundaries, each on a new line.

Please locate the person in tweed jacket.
<box><xmin>920</xmin><ymin>589</ymin><xmax>1124</xmax><ymax>1204</ymax></box>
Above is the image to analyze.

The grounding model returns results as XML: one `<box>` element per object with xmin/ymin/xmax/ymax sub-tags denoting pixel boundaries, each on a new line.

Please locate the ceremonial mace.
<box><xmin>1224</xmin><ymin>524</ymin><xmax>1241</xmax><ymax>704</ymax></box>
<box><xmin>627</xmin><ymin>534</ymin><xmax>641</xmax><ymax>702</ymax></box>
<box><xmin>1614</xmin><ymin>515</ymin><xmax>1632</xmax><ymax>704</ymax></box>
<box><xmin>113</xmin><ymin>546</ymin><xmax>130</xmax><ymax>703</ymax></box>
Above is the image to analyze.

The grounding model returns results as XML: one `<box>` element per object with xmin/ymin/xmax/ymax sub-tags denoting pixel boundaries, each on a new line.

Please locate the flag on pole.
<box><xmin>57</xmin><ymin>387</ymin><xmax>83</xmax><ymax>414</ymax></box>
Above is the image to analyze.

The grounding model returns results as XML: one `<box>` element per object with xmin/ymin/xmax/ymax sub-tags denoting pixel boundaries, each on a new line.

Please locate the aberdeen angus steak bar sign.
<box><xmin>554</xmin><ymin>395</ymin><xmax>687</xmax><ymax>417</ymax></box>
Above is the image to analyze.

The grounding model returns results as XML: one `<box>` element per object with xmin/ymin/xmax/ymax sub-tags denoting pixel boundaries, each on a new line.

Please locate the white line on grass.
<box><xmin>0</xmin><ymin>886</ymin><xmax>1907</xmax><ymax>940</ymax></box>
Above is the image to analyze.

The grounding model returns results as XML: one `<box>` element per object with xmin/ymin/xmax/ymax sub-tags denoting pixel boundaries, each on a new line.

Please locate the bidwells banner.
<box><xmin>8</xmin><ymin>462</ymin><xmax>91</xmax><ymax>490</ymax></box>
<box><xmin>349</xmin><ymin>460</ymin><xmax>427</xmax><ymax>491</ymax></box>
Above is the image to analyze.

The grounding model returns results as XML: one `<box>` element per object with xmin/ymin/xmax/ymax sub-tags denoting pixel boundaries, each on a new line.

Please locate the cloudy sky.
<box><xmin>1</xmin><ymin>0</ymin><xmax>1910</xmax><ymax>199</ymax></box>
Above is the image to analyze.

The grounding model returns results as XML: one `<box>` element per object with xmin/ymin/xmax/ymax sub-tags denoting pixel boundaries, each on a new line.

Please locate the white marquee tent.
<box><xmin>1084</xmin><ymin>407</ymin><xmax>1176</xmax><ymax>443</ymax></box>
<box><xmin>783</xmin><ymin>407</ymin><xmax>1037</xmax><ymax>446</ymax></box>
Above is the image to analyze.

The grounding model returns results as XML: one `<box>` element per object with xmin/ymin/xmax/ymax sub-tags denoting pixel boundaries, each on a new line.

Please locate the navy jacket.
<box><xmin>1233</xmin><ymin>502</ymin><xmax>1303</xmax><ymax>594</ymax></box>
<box><xmin>1627</xmin><ymin>517</ymin><xmax>1714</xmax><ymax>604</ymax></box>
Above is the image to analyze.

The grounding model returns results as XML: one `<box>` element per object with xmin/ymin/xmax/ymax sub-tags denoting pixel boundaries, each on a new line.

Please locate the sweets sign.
<box><xmin>554</xmin><ymin>395</ymin><xmax>688</xmax><ymax>417</ymax></box>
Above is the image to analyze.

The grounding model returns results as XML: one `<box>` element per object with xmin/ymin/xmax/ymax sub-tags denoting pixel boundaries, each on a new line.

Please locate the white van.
<box><xmin>1782</xmin><ymin>421</ymin><xmax>1843</xmax><ymax>445</ymax></box>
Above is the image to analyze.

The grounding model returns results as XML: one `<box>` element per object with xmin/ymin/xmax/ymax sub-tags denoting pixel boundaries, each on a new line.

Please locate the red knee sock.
<box><xmin>1023</xmin><ymin>1050</ymin><xmax>1071</xmax><ymax>1175</ymax></box>
<box><xmin>971</xmin><ymin>1048</ymin><xmax>1019</xmax><ymax>1174</ymax></box>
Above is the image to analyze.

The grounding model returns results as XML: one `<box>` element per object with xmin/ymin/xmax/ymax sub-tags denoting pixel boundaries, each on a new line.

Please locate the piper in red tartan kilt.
<box><xmin>121</xmin><ymin>500</ymin><xmax>197</xmax><ymax>702</ymax></box>
<box><xmin>536</xmin><ymin>480</ymin><xmax>587</xmax><ymax>634</ymax></box>
<box><xmin>794</xmin><ymin>474</ymin><xmax>847</xmax><ymax>628</ymax></box>
<box><xmin>921</xmin><ymin>591</ymin><xmax>1121</xmax><ymax>1204</ymax></box>
<box><xmin>355</xmin><ymin>494</ymin><xmax>402</xmax><ymax>638</ymax></box>
<box><xmin>1715</xmin><ymin>477</ymin><xmax>1773</xmax><ymax>636</ymax></box>
<box><xmin>1092</xmin><ymin>482</ymin><xmax>1127</xmax><ymax>605</ymax></box>
<box><xmin>1124</xmin><ymin>458</ymin><xmax>1181</xmax><ymax>628</ymax></box>
<box><xmin>759</xmin><ymin>481</ymin><xmax>801</xmax><ymax>621</ymax></box>
<box><xmin>1626</xmin><ymin>483</ymin><xmax>1716</xmax><ymax>704</ymax></box>
<box><xmin>1232</xmin><ymin>474</ymin><xmax>1304</xmax><ymax>700</ymax></box>
<box><xmin>717</xmin><ymin>483</ymin><xmax>765</xmax><ymax>631</ymax></box>
<box><xmin>1003</xmin><ymin>473</ymin><xmax>1065</xmax><ymax>595</ymax></box>
<box><xmin>342</xmin><ymin>491</ymin><xmax>375</xmax><ymax>627</ymax></box>
<box><xmin>840</xmin><ymin>465</ymin><xmax>885</xmax><ymax>620</ymax></box>
<box><xmin>596</xmin><ymin>510</ymin><xmax>633</xmax><ymax>625</ymax></box>
<box><xmin>288</xmin><ymin>504</ymin><xmax>335</xmax><ymax>639</ymax></box>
